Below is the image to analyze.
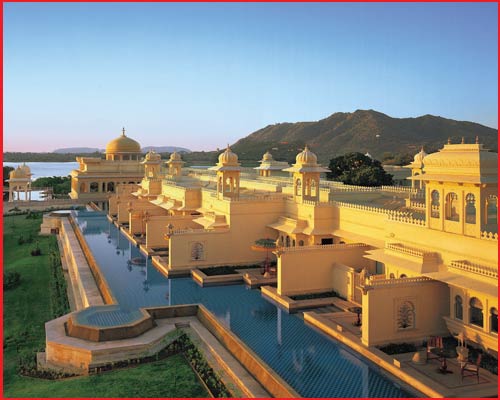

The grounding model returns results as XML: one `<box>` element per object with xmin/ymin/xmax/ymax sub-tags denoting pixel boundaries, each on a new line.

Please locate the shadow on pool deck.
<box><xmin>306</xmin><ymin>310</ymin><xmax>498</xmax><ymax>398</ymax></box>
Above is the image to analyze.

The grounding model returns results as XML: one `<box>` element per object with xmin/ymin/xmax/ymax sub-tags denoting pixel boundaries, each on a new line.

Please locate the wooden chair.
<box><xmin>426</xmin><ymin>336</ymin><xmax>443</xmax><ymax>361</ymax></box>
<box><xmin>461</xmin><ymin>354</ymin><xmax>482</xmax><ymax>383</ymax></box>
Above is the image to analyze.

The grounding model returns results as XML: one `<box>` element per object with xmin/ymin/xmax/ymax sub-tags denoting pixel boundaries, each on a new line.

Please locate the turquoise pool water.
<box><xmin>74</xmin><ymin>210</ymin><xmax>414</xmax><ymax>398</ymax></box>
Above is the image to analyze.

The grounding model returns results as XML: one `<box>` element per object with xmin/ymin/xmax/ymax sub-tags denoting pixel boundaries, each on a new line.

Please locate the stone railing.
<box><xmin>450</xmin><ymin>260</ymin><xmax>498</xmax><ymax>279</ymax></box>
<box><xmin>331</xmin><ymin>200</ymin><xmax>412</xmax><ymax>217</ymax></box>
<box><xmin>480</xmin><ymin>231</ymin><xmax>498</xmax><ymax>241</ymax></box>
<box><xmin>277</xmin><ymin>243</ymin><xmax>369</xmax><ymax>254</ymax></box>
<box><xmin>365</xmin><ymin>276</ymin><xmax>433</xmax><ymax>288</ymax></box>
<box><xmin>229</xmin><ymin>194</ymin><xmax>290</xmax><ymax>202</ymax></box>
<box><xmin>386</xmin><ymin>243</ymin><xmax>434</xmax><ymax>258</ymax></box>
<box><xmin>171</xmin><ymin>227</ymin><xmax>230</xmax><ymax>235</ymax></box>
<box><xmin>387</xmin><ymin>214</ymin><xmax>426</xmax><ymax>226</ymax></box>
<box><xmin>380</xmin><ymin>185</ymin><xmax>417</xmax><ymax>194</ymax></box>
<box><xmin>408</xmin><ymin>201</ymin><xmax>426</xmax><ymax>211</ymax></box>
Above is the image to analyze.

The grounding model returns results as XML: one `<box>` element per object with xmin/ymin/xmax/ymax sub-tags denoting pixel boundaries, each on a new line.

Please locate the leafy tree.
<box><xmin>327</xmin><ymin>152</ymin><xmax>393</xmax><ymax>186</ymax></box>
<box><xmin>32</xmin><ymin>176</ymin><xmax>71</xmax><ymax>194</ymax></box>
<box><xmin>3</xmin><ymin>166</ymin><xmax>14</xmax><ymax>186</ymax></box>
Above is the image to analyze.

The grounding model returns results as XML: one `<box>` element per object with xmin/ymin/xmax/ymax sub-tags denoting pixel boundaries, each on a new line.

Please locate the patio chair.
<box><xmin>461</xmin><ymin>354</ymin><xmax>482</xmax><ymax>383</ymax></box>
<box><xmin>426</xmin><ymin>336</ymin><xmax>443</xmax><ymax>362</ymax></box>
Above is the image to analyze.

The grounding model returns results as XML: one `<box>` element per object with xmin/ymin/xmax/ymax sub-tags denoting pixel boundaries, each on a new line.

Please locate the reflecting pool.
<box><xmin>74</xmin><ymin>210</ymin><xmax>413</xmax><ymax>398</ymax></box>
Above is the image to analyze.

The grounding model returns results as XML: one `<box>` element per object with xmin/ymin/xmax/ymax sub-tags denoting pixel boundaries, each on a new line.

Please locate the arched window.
<box><xmin>389</xmin><ymin>273</ymin><xmax>395</xmax><ymax>279</ymax></box>
<box><xmin>80</xmin><ymin>182</ymin><xmax>87</xmax><ymax>193</ymax></box>
<box><xmin>431</xmin><ymin>190</ymin><xmax>440</xmax><ymax>218</ymax></box>
<box><xmin>298</xmin><ymin>240</ymin><xmax>304</xmax><ymax>246</ymax></box>
<box><xmin>90</xmin><ymin>182</ymin><xmax>99</xmax><ymax>192</ymax></box>
<box><xmin>292</xmin><ymin>239</ymin><xmax>296</xmax><ymax>247</ymax></box>
<box><xmin>280</xmin><ymin>236</ymin><xmax>284</xmax><ymax>245</ymax></box>
<box><xmin>469</xmin><ymin>297</ymin><xmax>483</xmax><ymax>327</ymax></box>
<box><xmin>397</xmin><ymin>301</ymin><xmax>415</xmax><ymax>329</ymax></box>
<box><xmin>304</xmin><ymin>178</ymin><xmax>310</xmax><ymax>196</ymax></box>
<box><xmin>455</xmin><ymin>295</ymin><xmax>463</xmax><ymax>320</ymax></box>
<box><xmin>311</xmin><ymin>180</ymin><xmax>317</xmax><ymax>197</ymax></box>
<box><xmin>107</xmin><ymin>182</ymin><xmax>115</xmax><ymax>192</ymax></box>
<box><xmin>295</xmin><ymin>179</ymin><xmax>302</xmax><ymax>196</ymax></box>
<box><xmin>191</xmin><ymin>242</ymin><xmax>204</xmax><ymax>261</ymax></box>
<box><xmin>490</xmin><ymin>308</ymin><xmax>498</xmax><ymax>334</ymax></box>
<box><xmin>445</xmin><ymin>192</ymin><xmax>459</xmax><ymax>221</ymax></box>
<box><xmin>286</xmin><ymin>236</ymin><xmax>290</xmax><ymax>247</ymax></box>
<box><xmin>400</xmin><ymin>274</ymin><xmax>407</xmax><ymax>278</ymax></box>
<box><xmin>465</xmin><ymin>193</ymin><xmax>476</xmax><ymax>224</ymax></box>
<box><xmin>486</xmin><ymin>195</ymin><xmax>498</xmax><ymax>225</ymax></box>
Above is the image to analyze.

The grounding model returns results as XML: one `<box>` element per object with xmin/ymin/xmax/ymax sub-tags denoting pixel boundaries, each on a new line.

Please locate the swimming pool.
<box><xmin>74</xmin><ymin>210</ymin><xmax>414</xmax><ymax>397</ymax></box>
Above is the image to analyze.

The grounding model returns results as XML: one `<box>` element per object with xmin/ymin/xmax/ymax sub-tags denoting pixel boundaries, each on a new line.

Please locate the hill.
<box><xmin>142</xmin><ymin>146</ymin><xmax>191</xmax><ymax>153</ymax></box>
<box><xmin>53</xmin><ymin>147</ymin><xmax>103</xmax><ymax>153</ymax></box>
<box><xmin>231</xmin><ymin>110</ymin><xmax>498</xmax><ymax>163</ymax></box>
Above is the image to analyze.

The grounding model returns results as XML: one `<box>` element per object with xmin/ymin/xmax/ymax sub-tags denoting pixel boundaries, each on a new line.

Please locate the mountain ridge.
<box><xmin>231</xmin><ymin>110</ymin><xmax>498</xmax><ymax>163</ymax></box>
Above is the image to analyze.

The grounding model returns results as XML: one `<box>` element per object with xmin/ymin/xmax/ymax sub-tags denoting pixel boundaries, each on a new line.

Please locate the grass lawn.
<box><xmin>3</xmin><ymin>214</ymin><xmax>208</xmax><ymax>398</ymax></box>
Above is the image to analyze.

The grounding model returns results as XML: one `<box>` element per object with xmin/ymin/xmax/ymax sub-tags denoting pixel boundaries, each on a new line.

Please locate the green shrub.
<box><xmin>378</xmin><ymin>342</ymin><xmax>417</xmax><ymax>355</ymax></box>
<box><xmin>4</xmin><ymin>272</ymin><xmax>21</xmax><ymax>290</ymax></box>
<box><xmin>290</xmin><ymin>290</ymin><xmax>340</xmax><ymax>301</ymax></box>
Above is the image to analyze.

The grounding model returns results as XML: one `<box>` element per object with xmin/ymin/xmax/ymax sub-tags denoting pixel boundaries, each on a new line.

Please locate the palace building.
<box><xmin>103</xmin><ymin>137</ymin><xmax>498</xmax><ymax>354</ymax></box>
<box><xmin>69</xmin><ymin>129</ymin><xmax>144</xmax><ymax>209</ymax></box>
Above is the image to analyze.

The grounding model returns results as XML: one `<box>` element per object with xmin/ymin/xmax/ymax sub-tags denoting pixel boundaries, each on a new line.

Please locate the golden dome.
<box><xmin>413</xmin><ymin>147</ymin><xmax>427</xmax><ymax>164</ymax></box>
<box><xmin>105</xmin><ymin>128</ymin><xmax>141</xmax><ymax>154</ymax></box>
<box><xmin>262</xmin><ymin>151</ymin><xmax>273</xmax><ymax>162</ymax></box>
<box><xmin>169</xmin><ymin>151</ymin><xmax>182</xmax><ymax>161</ymax></box>
<box><xmin>144</xmin><ymin>150</ymin><xmax>161</xmax><ymax>162</ymax></box>
<box><xmin>218</xmin><ymin>145</ymin><xmax>239</xmax><ymax>165</ymax></box>
<box><xmin>295</xmin><ymin>145</ymin><xmax>318</xmax><ymax>165</ymax></box>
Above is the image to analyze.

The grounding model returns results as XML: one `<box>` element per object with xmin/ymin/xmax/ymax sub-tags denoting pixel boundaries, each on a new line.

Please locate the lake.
<box><xmin>3</xmin><ymin>162</ymin><xmax>79</xmax><ymax>179</ymax></box>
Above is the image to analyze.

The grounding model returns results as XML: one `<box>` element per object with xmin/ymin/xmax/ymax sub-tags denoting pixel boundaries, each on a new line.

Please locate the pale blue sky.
<box><xmin>4</xmin><ymin>2</ymin><xmax>498</xmax><ymax>152</ymax></box>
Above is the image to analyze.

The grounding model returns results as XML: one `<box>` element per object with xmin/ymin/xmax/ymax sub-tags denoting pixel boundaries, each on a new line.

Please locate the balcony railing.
<box><xmin>450</xmin><ymin>260</ymin><xmax>498</xmax><ymax>279</ymax></box>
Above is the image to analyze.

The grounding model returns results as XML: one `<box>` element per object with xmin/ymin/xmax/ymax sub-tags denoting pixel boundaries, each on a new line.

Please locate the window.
<box><xmin>397</xmin><ymin>301</ymin><xmax>415</xmax><ymax>329</ymax></box>
<box><xmin>465</xmin><ymin>193</ymin><xmax>476</xmax><ymax>224</ymax></box>
<box><xmin>486</xmin><ymin>195</ymin><xmax>498</xmax><ymax>225</ymax></box>
<box><xmin>298</xmin><ymin>240</ymin><xmax>304</xmax><ymax>246</ymax></box>
<box><xmin>311</xmin><ymin>180</ymin><xmax>317</xmax><ymax>197</ymax></box>
<box><xmin>400</xmin><ymin>274</ymin><xmax>407</xmax><ymax>278</ymax></box>
<box><xmin>321</xmin><ymin>238</ymin><xmax>334</xmax><ymax>245</ymax></box>
<box><xmin>107</xmin><ymin>182</ymin><xmax>115</xmax><ymax>192</ymax></box>
<box><xmin>80</xmin><ymin>182</ymin><xmax>87</xmax><ymax>193</ymax></box>
<box><xmin>90</xmin><ymin>182</ymin><xmax>99</xmax><ymax>192</ymax></box>
<box><xmin>455</xmin><ymin>295</ymin><xmax>463</xmax><ymax>320</ymax></box>
<box><xmin>445</xmin><ymin>192</ymin><xmax>459</xmax><ymax>221</ymax></box>
<box><xmin>295</xmin><ymin>179</ymin><xmax>302</xmax><ymax>196</ymax></box>
<box><xmin>490</xmin><ymin>308</ymin><xmax>498</xmax><ymax>334</ymax></box>
<box><xmin>469</xmin><ymin>297</ymin><xmax>483</xmax><ymax>327</ymax></box>
<box><xmin>191</xmin><ymin>242</ymin><xmax>204</xmax><ymax>261</ymax></box>
<box><xmin>375</xmin><ymin>261</ymin><xmax>385</xmax><ymax>275</ymax></box>
<box><xmin>389</xmin><ymin>273</ymin><xmax>395</xmax><ymax>279</ymax></box>
<box><xmin>286</xmin><ymin>236</ymin><xmax>290</xmax><ymax>247</ymax></box>
<box><xmin>431</xmin><ymin>190</ymin><xmax>440</xmax><ymax>218</ymax></box>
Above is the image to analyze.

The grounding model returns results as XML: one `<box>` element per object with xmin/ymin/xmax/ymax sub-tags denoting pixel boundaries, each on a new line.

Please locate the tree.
<box><xmin>3</xmin><ymin>166</ymin><xmax>14</xmax><ymax>186</ymax></box>
<box><xmin>32</xmin><ymin>176</ymin><xmax>71</xmax><ymax>194</ymax></box>
<box><xmin>327</xmin><ymin>152</ymin><xmax>393</xmax><ymax>186</ymax></box>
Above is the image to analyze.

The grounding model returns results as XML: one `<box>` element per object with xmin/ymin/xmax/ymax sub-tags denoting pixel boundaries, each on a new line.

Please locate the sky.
<box><xmin>3</xmin><ymin>2</ymin><xmax>498</xmax><ymax>152</ymax></box>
